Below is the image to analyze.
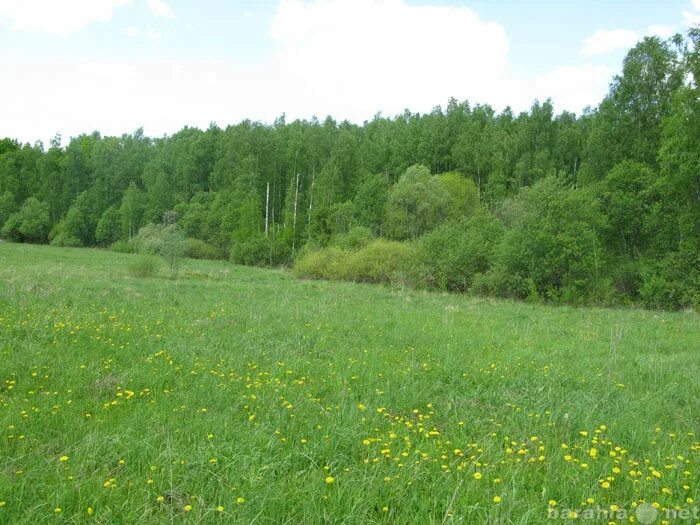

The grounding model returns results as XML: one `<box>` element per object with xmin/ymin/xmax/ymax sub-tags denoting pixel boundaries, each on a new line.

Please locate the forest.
<box><xmin>1</xmin><ymin>31</ymin><xmax>698</xmax><ymax>310</ymax></box>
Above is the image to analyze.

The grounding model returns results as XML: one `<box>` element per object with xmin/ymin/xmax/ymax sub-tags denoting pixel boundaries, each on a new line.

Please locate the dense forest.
<box><xmin>1</xmin><ymin>31</ymin><xmax>699</xmax><ymax>309</ymax></box>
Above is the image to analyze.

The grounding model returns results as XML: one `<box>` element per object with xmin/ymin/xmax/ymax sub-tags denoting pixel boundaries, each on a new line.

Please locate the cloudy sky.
<box><xmin>1</xmin><ymin>0</ymin><xmax>698</xmax><ymax>144</ymax></box>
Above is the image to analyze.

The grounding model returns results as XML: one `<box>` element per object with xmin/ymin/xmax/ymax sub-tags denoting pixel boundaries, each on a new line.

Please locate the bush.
<box><xmin>332</xmin><ymin>226</ymin><xmax>374</xmax><ymax>250</ymax></box>
<box><xmin>50</xmin><ymin>232</ymin><xmax>82</xmax><ymax>247</ymax></box>
<box><xmin>186</xmin><ymin>238</ymin><xmax>222</xmax><ymax>260</ymax></box>
<box><xmin>1</xmin><ymin>197</ymin><xmax>51</xmax><ymax>243</ymax></box>
<box><xmin>488</xmin><ymin>177</ymin><xmax>605</xmax><ymax>302</ymax></box>
<box><xmin>133</xmin><ymin>223</ymin><xmax>187</xmax><ymax>278</ymax></box>
<box><xmin>128</xmin><ymin>255</ymin><xmax>160</xmax><ymax>278</ymax></box>
<box><xmin>294</xmin><ymin>239</ymin><xmax>416</xmax><ymax>286</ymax></box>
<box><xmin>415</xmin><ymin>212</ymin><xmax>503</xmax><ymax>292</ymax></box>
<box><xmin>110</xmin><ymin>239</ymin><xmax>135</xmax><ymax>253</ymax></box>
<box><xmin>230</xmin><ymin>234</ymin><xmax>270</xmax><ymax>266</ymax></box>
<box><xmin>96</xmin><ymin>207</ymin><xmax>122</xmax><ymax>246</ymax></box>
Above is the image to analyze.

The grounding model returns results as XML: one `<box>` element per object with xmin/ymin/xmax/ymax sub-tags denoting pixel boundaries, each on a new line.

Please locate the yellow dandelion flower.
<box><xmin>87</xmin><ymin>507</ymin><xmax>94</xmax><ymax>516</ymax></box>
<box><xmin>183</xmin><ymin>505</ymin><xmax>192</xmax><ymax>512</ymax></box>
<box><xmin>473</xmin><ymin>472</ymin><xmax>482</xmax><ymax>480</ymax></box>
<box><xmin>548</xmin><ymin>500</ymin><xmax>557</xmax><ymax>507</ymax></box>
<box><xmin>325</xmin><ymin>476</ymin><xmax>335</xmax><ymax>484</ymax></box>
<box><xmin>236</xmin><ymin>497</ymin><xmax>245</xmax><ymax>504</ymax></box>
<box><xmin>59</xmin><ymin>456</ymin><xmax>69</xmax><ymax>462</ymax></box>
<box><xmin>216</xmin><ymin>506</ymin><xmax>224</xmax><ymax>512</ymax></box>
<box><xmin>493</xmin><ymin>496</ymin><xmax>502</xmax><ymax>503</ymax></box>
<box><xmin>601</xmin><ymin>481</ymin><xmax>610</xmax><ymax>489</ymax></box>
<box><xmin>54</xmin><ymin>508</ymin><xmax>62</xmax><ymax>513</ymax></box>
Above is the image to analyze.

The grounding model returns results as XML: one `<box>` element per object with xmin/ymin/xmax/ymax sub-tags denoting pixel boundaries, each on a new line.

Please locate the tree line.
<box><xmin>1</xmin><ymin>31</ymin><xmax>698</xmax><ymax>309</ymax></box>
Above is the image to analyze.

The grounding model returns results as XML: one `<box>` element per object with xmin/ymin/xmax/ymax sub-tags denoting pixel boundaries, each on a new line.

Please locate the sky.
<box><xmin>0</xmin><ymin>0</ymin><xmax>698</xmax><ymax>145</ymax></box>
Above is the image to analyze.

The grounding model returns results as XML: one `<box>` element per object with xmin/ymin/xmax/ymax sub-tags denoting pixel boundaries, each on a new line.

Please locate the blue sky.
<box><xmin>0</xmin><ymin>0</ymin><xmax>697</xmax><ymax>144</ymax></box>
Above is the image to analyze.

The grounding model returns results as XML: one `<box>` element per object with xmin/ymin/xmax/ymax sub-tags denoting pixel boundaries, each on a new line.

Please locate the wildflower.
<box><xmin>325</xmin><ymin>476</ymin><xmax>335</xmax><ymax>484</ymax></box>
<box><xmin>493</xmin><ymin>496</ymin><xmax>502</xmax><ymax>503</ymax></box>
<box><xmin>87</xmin><ymin>507</ymin><xmax>94</xmax><ymax>516</ymax></box>
<box><xmin>548</xmin><ymin>500</ymin><xmax>557</xmax><ymax>507</ymax></box>
<box><xmin>236</xmin><ymin>497</ymin><xmax>245</xmax><ymax>504</ymax></box>
<box><xmin>216</xmin><ymin>506</ymin><xmax>224</xmax><ymax>512</ymax></box>
<box><xmin>357</xmin><ymin>403</ymin><xmax>366</xmax><ymax>411</ymax></box>
<box><xmin>473</xmin><ymin>472</ymin><xmax>482</xmax><ymax>480</ymax></box>
<box><xmin>183</xmin><ymin>504</ymin><xmax>192</xmax><ymax>512</ymax></box>
<box><xmin>601</xmin><ymin>481</ymin><xmax>610</xmax><ymax>489</ymax></box>
<box><xmin>54</xmin><ymin>508</ymin><xmax>61</xmax><ymax>513</ymax></box>
<box><xmin>59</xmin><ymin>456</ymin><xmax>69</xmax><ymax>462</ymax></box>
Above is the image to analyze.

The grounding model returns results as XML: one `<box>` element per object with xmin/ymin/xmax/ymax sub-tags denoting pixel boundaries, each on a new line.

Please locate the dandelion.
<box><xmin>54</xmin><ymin>508</ymin><xmax>61</xmax><ymax>513</ymax></box>
<box><xmin>216</xmin><ymin>506</ymin><xmax>224</xmax><ymax>512</ymax></box>
<box><xmin>87</xmin><ymin>507</ymin><xmax>94</xmax><ymax>516</ymax></box>
<box><xmin>548</xmin><ymin>500</ymin><xmax>557</xmax><ymax>507</ymax></box>
<box><xmin>601</xmin><ymin>481</ymin><xmax>610</xmax><ymax>489</ymax></box>
<box><xmin>325</xmin><ymin>476</ymin><xmax>335</xmax><ymax>484</ymax></box>
<box><xmin>236</xmin><ymin>497</ymin><xmax>245</xmax><ymax>504</ymax></box>
<box><xmin>59</xmin><ymin>456</ymin><xmax>69</xmax><ymax>462</ymax></box>
<box><xmin>473</xmin><ymin>472</ymin><xmax>482</xmax><ymax>480</ymax></box>
<box><xmin>493</xmin><ymin>496</ymin><xmax>502</xmax><ymax>503</ymax></box>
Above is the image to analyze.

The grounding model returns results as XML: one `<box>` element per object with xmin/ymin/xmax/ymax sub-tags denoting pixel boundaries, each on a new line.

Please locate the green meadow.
<box><xmin>1</xmin><ymin>243</ymin><xmax>699</xmax><ymax>524</ymax></box>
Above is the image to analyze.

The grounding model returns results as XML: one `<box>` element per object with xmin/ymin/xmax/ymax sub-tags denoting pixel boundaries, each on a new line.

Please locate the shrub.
<box><xmin>110</xmin><ymin>239</ymin><xmax>135</xmax><ymax>254</ymax></box>
<box><xmin>1</xmin><ymin>197</ymin><xmax>51</xmax><ymax>243</ymax></box>
<box><xmin>415</xmin><ymin>212</ymin><xmax>503</xmax><ymax>292</ymax></box>
<box><xmin>128</xmin><ymin>255</ymin><xmax>160</xmax><ymax>278</ymax></box>
<box><xmin>186</xmin><ymin>238</ymin><xmax>222</xmax><ymax>260</ymax></box>
<box><xmin>489</xmin><ymin>177</ymin><xmax>605</xmax><ymax>302</ymax></box>
<box><xmin>332</xmin><ymin>226</ymin><xmax>374</xmax><ymax>250</ymax></box>
<box><xmin>294</xmin><ymin>239</ymin><xmax>416</xmax><ymax>286</ymax></box>
<box><xmin>133</xmin><ymin>223</ymin><xmax>187</xmax><ymax>278</ymax></box>
<box><xmin>95</xmin><ymin>207</ymin><xmax>122</xmax><ymax>246</ymax></box>
<box><xmin>230</xmin><ymin>234</ymin><xmax>270</xmax><ymax>266</ymax></box>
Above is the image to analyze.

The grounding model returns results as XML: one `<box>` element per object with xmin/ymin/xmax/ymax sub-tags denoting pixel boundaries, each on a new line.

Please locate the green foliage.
<box><xmin>0</xmin><ymin>191</ymin><xmax>17</xmax><ymax>227</ymax></box>
<box><xmin>1</xmin><ymin>197</ymin><xmax>51</xmax><ymax>243</ymax></box>
<box><xmin>95</xmin><ymin>206</ymin><xmax>122</xmax><ymax>246</ymax></box>
<box><xmin>133</xmin><ymin>223</ymin><xmax>187</xmax><ymax>278</ymax></box>
<box><xmin>128</xmin><ymin>254</ymin><xmax>160</xmax><ymax>278</ymax></box>
<box><xmin>50</xmin><ymin>206</ymin><xmax>87</xmax><ymax>247</ymax></box>
<box><xmin>185</xmin><ymin>238</ymin><xmax>222</xmax><ymax>260</ymax></box>
<box><xmin>438</xmin><ymin>171</ymin><xmax>480</xmax><ymax>221</ymax></box>
<box><xmin>415</xmin><ymin>211</ymin><xmax>504</xmax><ymax>292</ymax></box>
<box><xmin>485</xmin><ymin>177</ymin><xmax>606</xmax><ymax>302</ymax></box>
<box><xmin>110</xmin><ymin>239</ymin><xmax>136</xmax><ymax>254</ymax></box>
<box><xmin>294</xmin><ymin>239</ymin><xmax>416</xmax><ymax>285</ymax></box>
<box><xmin>384</xmin><ymin>164</ymin><xmax>450</xmax><ymax>240</ymax></box>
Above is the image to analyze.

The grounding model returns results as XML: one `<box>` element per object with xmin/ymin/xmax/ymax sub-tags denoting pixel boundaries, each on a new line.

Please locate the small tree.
<box><xmin>95</xmin><ymin>206</ymin><xmax>122</xmax><ymax>246</ymax></box>
<box><xmin>133</xmin><ymin>223</ymin><xmax>187</xmax><ymax>278</ymax></box>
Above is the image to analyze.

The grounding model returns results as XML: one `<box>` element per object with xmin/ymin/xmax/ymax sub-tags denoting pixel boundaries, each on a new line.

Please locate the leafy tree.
<box><xmin>95</xmin><ymin>207</ymin><xmax>122</xmax><ymax>246</ymax></box>
<box><xmin>384</xmin><ymin>165</ymin><xmax>450</xmax><ymax>240</ymax></box>
<box><xmin>2</xmin><ymin>197</ymin><xmax>51</xmax><ymax>243</ymax></box>
<box><xmin>0</xmin><ymin>191</ymin><xmax>17</xmax><ymax>228</ymax></box>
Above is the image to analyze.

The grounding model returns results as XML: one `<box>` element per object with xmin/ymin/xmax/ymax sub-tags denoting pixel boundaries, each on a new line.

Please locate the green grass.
<box><xmin>0</xmin><ymin>243</ymin><xmax>699</xmax><ymax>524</ymax></box>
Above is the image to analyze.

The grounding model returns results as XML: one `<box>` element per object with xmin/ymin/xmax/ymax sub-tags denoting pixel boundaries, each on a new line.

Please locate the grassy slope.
<box><xmin>0</xmin><ymin>243</ymin><xmax>698</xmax><ymax>524</ymax></box>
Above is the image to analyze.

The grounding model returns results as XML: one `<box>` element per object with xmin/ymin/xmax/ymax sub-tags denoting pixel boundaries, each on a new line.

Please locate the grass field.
<box><xmin>1</xmin><ymin>243</ymin><xmax>699</xmax><ymax>524</ymax></box>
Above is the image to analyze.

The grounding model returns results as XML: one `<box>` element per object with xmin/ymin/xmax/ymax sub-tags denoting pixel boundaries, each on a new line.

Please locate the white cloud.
<box><xmin>0</xmin><ymin>0</ymin><xmax>131</xmax><ymax>36</ymax></box>
<box><xmin>0</xmin><ymin>0</ymin><xmax>619</xmax><ymax>144</ymax></box>
<box><xmin>268</xmin><ymin>0</ymin><xmax>510</xmax><ymax>120</ymax></box>
<box><xmin>125</xmin><ymin>25</ymin><xmax>161</xmax><ymax>41</ymax></box>
<box><xmin>647</xmin><ymin>24</ymin><xmax>675</xmax><ymax>38</ymax></box>
<box><xmin>693</xmin><ymin>0</ymin><xmax>700</xmax><ymax>11</ymax></box>
<box><xmin>580</xmin><ymin>28</ymin><xmax>640</xmax><ymax>56</ymax></box>
<box><xmin>684</xmin><ymin>10</ymin><xmax>700</xmax><ymax>26</ymax></box>
<box><xmin>146</xmin><ymin>0</ymin><xmax>174</xmax><ymax>18</ymax></box>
